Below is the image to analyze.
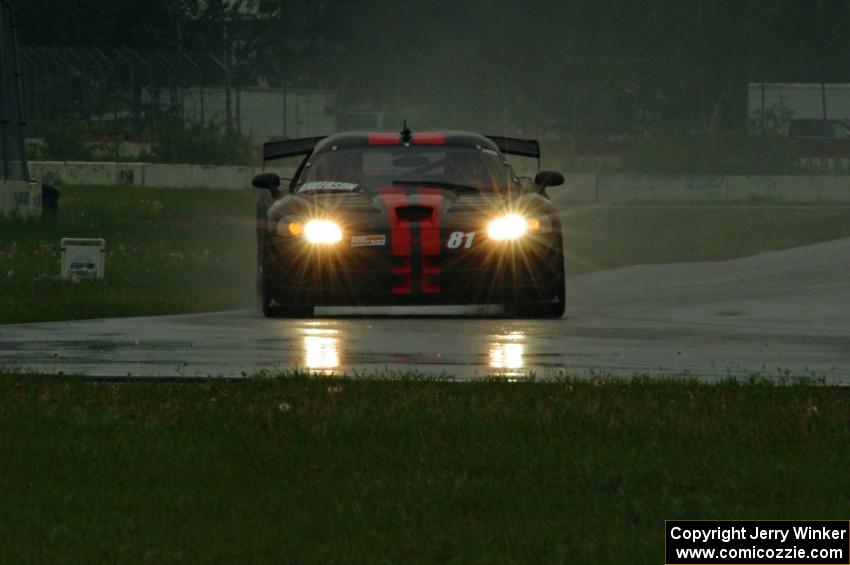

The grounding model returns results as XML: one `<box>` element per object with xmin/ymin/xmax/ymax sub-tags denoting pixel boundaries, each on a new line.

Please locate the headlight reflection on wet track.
<box><xmin>304</xmin><ymin>336</ymin><xmax>340</xmax><ymax>371</ymax></box>
<box><xmin>293</xmin><ymin>321</ymin><xmax>538</xmax><ymax>378</ymax></box>
<box><xmin>302</xmin><ymin>323</ymin><xmax>341</xmax><ymax>372</ymax></box>
<box><xmin>488</xmin><ymin>331</ymin><xmax>527</xmax><ymax>377</ymax></box>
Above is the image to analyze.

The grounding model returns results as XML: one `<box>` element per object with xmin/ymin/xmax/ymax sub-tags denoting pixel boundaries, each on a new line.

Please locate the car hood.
<box><xmin>269</xmin><ymin>186</ymin><xmax>513</xmax><ymax>227</ymax></box>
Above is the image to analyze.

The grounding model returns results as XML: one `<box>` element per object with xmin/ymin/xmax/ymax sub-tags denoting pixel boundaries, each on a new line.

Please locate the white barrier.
<box><xmin>26</xmin><ymin>161</ymin><xmax>850</xmax><ymax>203</ymax></box>
<box><xmin>29</xmin><ymin>161</ymin><xmax>145</xmax><ymax>187</ymax></box>
<box><xmin>29</xmin><ymin>161</ymin><xmax>296</xmax><ymax>191</ymax></box>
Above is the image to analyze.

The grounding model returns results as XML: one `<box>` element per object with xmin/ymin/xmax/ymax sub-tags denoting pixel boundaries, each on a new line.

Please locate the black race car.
<box><xmin>253</xmin><ymin>127</ymin><xmax>565</xmax><ymax>318</ymax></box>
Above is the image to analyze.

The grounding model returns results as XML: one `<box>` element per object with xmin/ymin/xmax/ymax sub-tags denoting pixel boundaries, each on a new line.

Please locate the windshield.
<box><xmin>297</xmin><ymin>145</ymin><xmax>513</xmax><ymax>193</ymax></box>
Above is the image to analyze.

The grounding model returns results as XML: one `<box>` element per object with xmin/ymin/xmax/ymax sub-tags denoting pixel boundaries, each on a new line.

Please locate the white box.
<box><xmin>61</xmin><ymin>238</ymin><xmax>105</xmax><ymax>280</ymax></box>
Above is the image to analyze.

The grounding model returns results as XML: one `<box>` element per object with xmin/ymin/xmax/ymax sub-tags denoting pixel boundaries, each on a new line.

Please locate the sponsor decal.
<box><xmin>299</xmin><ymin>181</ymin><xmax>359</xmax><ymax>192</ymax></box>
<box><xmin>351</xmin><ymin>234</ymin><xmax>386</xmax><ymax>247</ymax></box>
<box><xmin>69</xmin><ymin>261</ymin><xmax>98</xmax><ymax>278</ymax></box>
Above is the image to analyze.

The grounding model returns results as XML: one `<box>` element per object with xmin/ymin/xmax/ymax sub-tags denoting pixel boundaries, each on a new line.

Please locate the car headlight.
<box><xmin>303</xmin><ymin>219</ymin><xmax>343</xmax><ymax>244</ymax></box>
<box><xmin>487</xmin><ymin>214</ymin><xmax>529</xmax><ymax>241</ymax></box>
<box><xmin>487</xmin><ymin>214</ymin><xmax>553</xmax><ymax>240</ymax></box>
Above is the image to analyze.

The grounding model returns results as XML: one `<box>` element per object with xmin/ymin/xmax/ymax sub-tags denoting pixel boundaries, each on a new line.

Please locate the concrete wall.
<box><xmin>27</xmin><ymin>161</ymin><xmax>850</xmax><ymax>203</ymax></box>
<box><xmin>0</xmin><ymin>179</ymin><xmax>42</xmax><ymax>218</ymax></box>
<box><xmin>30</xmin><ymin>161</ymin><xmax>296</xmax><ymax>191</ymax></box>
<box><xmin>31</xmin><ymin>162</ymin><xmax>146</xmax><ymax>187</ymax></box>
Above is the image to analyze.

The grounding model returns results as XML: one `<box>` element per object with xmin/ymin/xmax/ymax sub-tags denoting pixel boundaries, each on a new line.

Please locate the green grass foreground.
<box><xmin>1</xmin><ymin>375</ymin><xmax>848</xmax><ymax>563</ymax></box>
<box><xmin>3</xmin><ymin>185</ymin><xmax>850</xmax><ymax>323</ymax></box>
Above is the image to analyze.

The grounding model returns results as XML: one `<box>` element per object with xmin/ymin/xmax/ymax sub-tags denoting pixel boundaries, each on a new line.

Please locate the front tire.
<box><xmin>257</xmin><ymin>224</ymin><xmax>315</xmax><ymax>317</ymax></box>
<box><xmin>506</xmin><ymin>235</ymin><xmax>566</xmax><ymax>319</ymax></box>
<box><xmin>259</xmin><ymin>267</ymin><xmax>314</xmax><ymax>318</ymax></box>
<box><xmin>543</xmin><ymin>269</ymin><xmax>566</xmax><ymax>318</ymax></box>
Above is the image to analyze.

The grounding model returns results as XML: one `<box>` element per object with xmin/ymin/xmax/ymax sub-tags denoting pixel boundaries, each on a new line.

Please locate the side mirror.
<box><xmin>534</xmin><ymin>170</ymin><xmax>564</xmax><ymax>189</ymax></box>
<box><xmin>252</xmin><ymin>172</ymin><xmax>282</xmax><ymax>197</ymax></box>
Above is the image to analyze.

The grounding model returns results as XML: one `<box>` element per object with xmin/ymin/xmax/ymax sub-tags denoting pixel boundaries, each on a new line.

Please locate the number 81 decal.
<box><xmin>447</xmin><ymin>231</ymin><xmax>475</xmax><ymax>249</ymax></box>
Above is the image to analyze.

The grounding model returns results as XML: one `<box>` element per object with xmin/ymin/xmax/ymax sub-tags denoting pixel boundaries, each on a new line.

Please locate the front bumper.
<box><xmin>263</xmin><ymin>231</ymin><xmax>561</xmax><ymax>306</ymax></box>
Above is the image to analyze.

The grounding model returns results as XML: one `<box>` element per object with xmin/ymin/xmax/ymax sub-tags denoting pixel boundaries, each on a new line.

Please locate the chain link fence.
<box><xmin>18</xmin><ymin>46</ymin><xmax>228</xmax><ymax>138</ymax></box>
<box><xmin>16</xmin><ymin>45</ymin><xmax>338</xmax><ymax>163</ymax></box>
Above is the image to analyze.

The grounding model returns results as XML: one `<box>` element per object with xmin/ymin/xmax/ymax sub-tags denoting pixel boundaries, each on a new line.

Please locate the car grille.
<box><xmin>395</xmin><ymin>206</ymin><xmax>434</xmax><ymax>221</ymax></box>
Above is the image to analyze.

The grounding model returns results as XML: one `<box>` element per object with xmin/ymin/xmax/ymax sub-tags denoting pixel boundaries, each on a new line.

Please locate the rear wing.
<box><xmin>485</xmin><ymin>135</ymin><xmax>540</xmax><ymax>166</ymax></box>
<box><xmin>262</xmin><ymin>133</ymin><xmax>541</xmax><ymax>166</ymax></box>
<box><xmin>263</xmin><ymin>136</ymin><xmax>325</xmax><ymax>162</ymax></box>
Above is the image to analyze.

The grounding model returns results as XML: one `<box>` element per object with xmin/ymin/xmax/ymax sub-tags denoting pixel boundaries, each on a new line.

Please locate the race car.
<box><xmin>253</xmin><ymin>127</ymin><xmax>566</xmax><ymax>318</ymax></box>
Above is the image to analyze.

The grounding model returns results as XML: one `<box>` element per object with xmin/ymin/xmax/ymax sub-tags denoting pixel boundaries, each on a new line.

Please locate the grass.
<box><xmin>0</xmin><ymin>374</ymin><xmax>848</xmax><ymax>563</ymax></box>
<box><xmin>3</xmin><ymin>186</ymin><xmax>850</xmax><ymax>323</ymax></box>
<box><xmin>0</xmin><ymin>186</ymin><xmax>256</xmax><ymax>324</ymax></box>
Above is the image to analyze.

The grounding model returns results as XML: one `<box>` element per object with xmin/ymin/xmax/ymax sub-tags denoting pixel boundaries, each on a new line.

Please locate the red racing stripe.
<box><xmin>412</xmin><ymin>132</ymin><xmax>445</xmax><ymax>145</ymax></box>
<box><xmin>417</xmin><ymin>187</ymin><xmax>443</xmax><ymax>293</ymax></box>
<box><xmin>377</xmin><ymin>188</ymin><xmax>412</xmax><ymax>294</ymax></box>
<box><xmin>368</xmin><ymin>133</ymin><xmax>401</xmax><ymax>145</ymax></box>
<box><xmin>391</xmin><ymin>259</ymin><xmax>412</xmax><ymax>294</ymax></box>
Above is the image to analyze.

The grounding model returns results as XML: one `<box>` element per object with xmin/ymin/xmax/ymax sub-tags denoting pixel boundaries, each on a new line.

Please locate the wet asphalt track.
<box><xmin>2</xmin><ymin>237</ymin><xmax>849</xmax><ymax>380</ymax></box>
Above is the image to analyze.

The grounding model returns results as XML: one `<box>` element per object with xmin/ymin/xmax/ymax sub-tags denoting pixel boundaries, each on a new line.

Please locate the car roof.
<box><xmin>312</xmin><ymin>131</ymin><xmax>502</xmax><ymax>154</ymax></box>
